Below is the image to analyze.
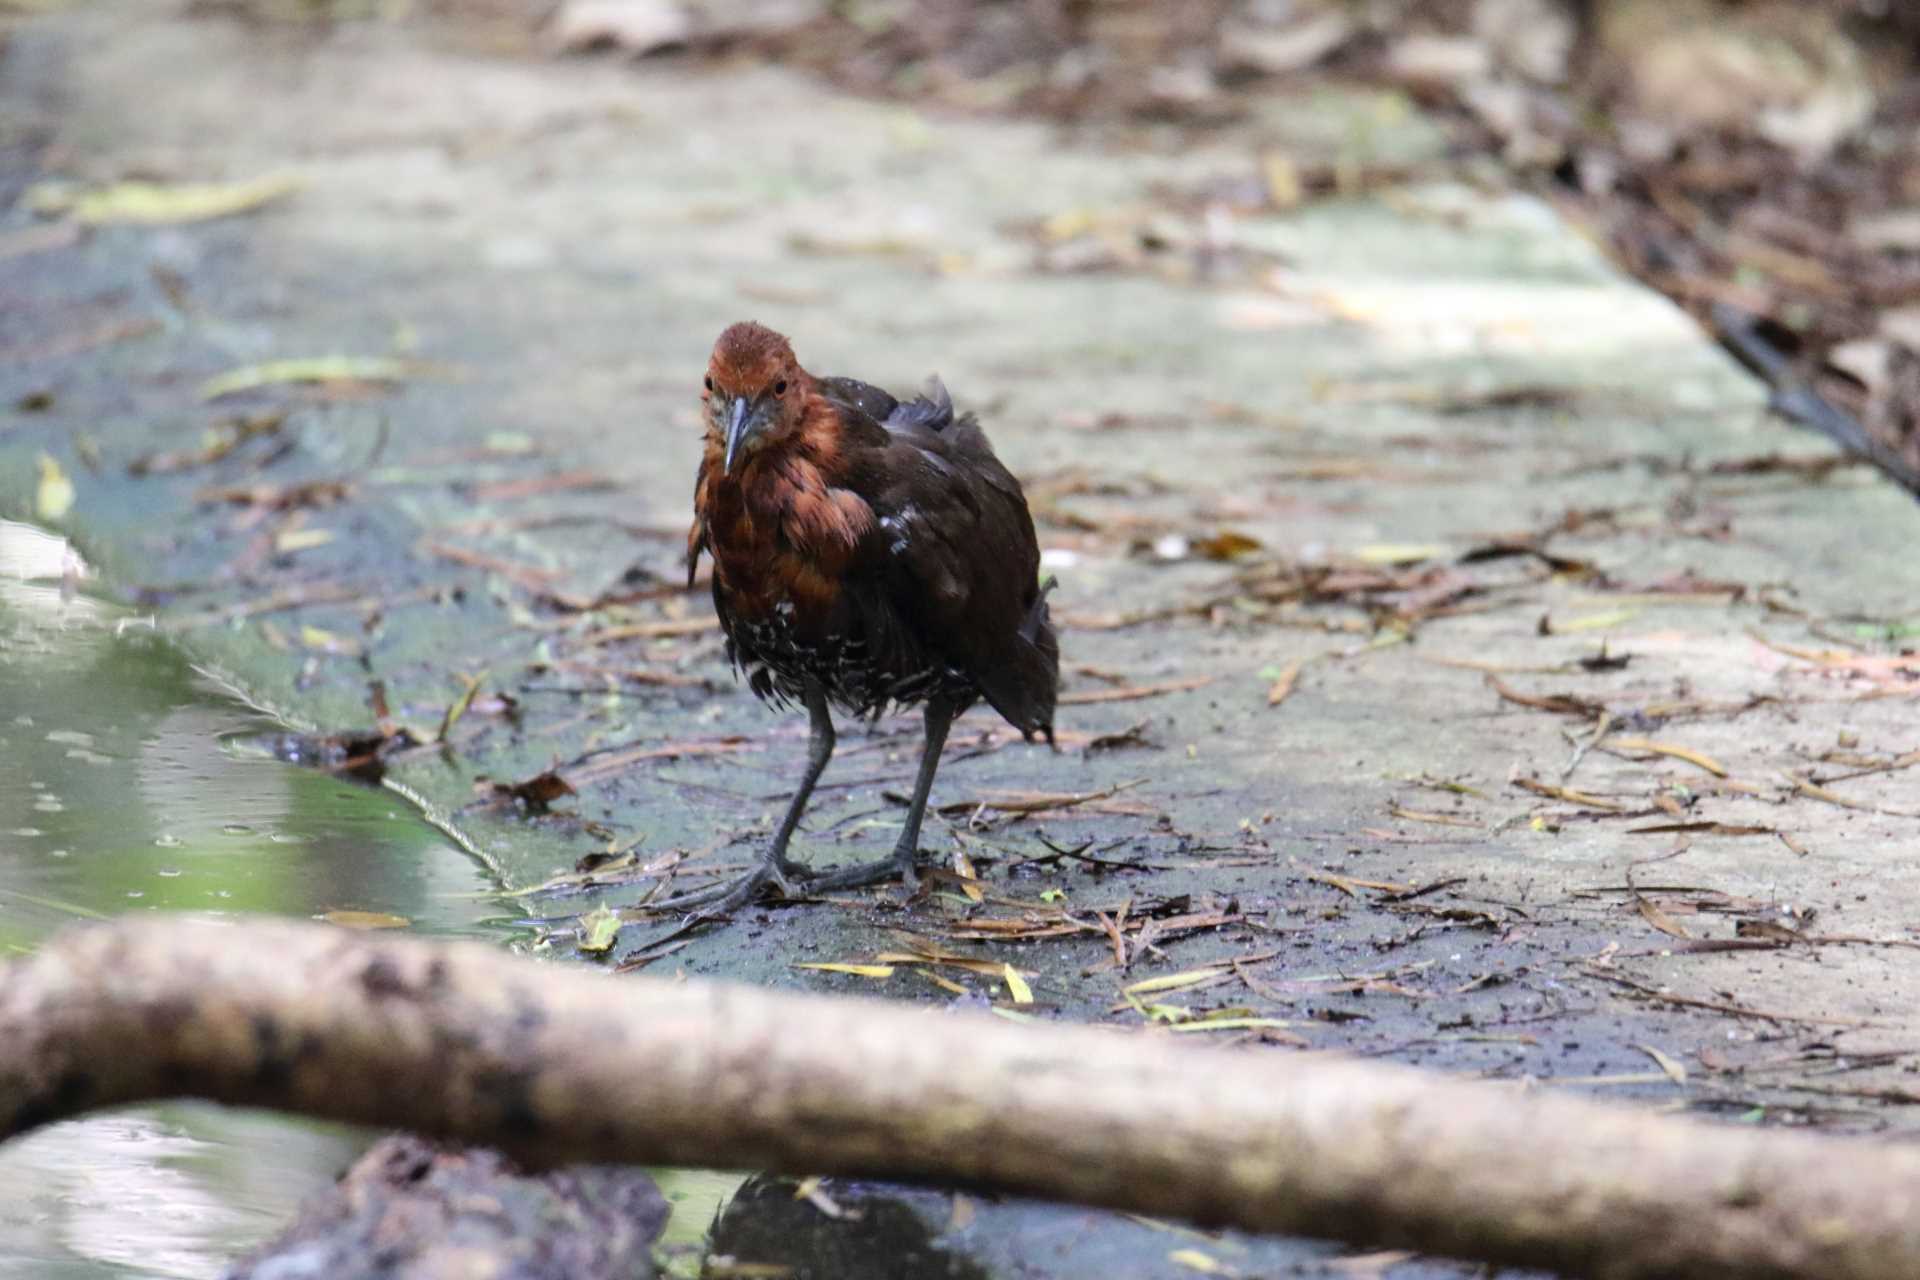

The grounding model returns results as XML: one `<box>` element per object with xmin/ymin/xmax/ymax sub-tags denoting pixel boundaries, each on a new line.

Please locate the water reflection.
<box><xmin>0</xmin><ymin>520</ymin><xmax>522</xmax><ymax>1278</ymax></box>
<box><xmin>0</xmin><ymin>1111</ymin><xmax>363</xmax><ymax>1280</ymax></box>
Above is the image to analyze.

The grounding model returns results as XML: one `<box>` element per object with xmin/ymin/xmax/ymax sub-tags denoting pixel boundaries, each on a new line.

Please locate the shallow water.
<box><xmin>0</xmin><ymin>519</ymin><xmax>521</xmax><ymax>1278</ymax></box>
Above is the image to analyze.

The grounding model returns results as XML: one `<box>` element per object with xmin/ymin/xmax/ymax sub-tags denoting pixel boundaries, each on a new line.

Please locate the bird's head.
<box><xmin>704</xmin><ymin>321</ymin><xmax>806</xmax><ymax>475</ymax></box>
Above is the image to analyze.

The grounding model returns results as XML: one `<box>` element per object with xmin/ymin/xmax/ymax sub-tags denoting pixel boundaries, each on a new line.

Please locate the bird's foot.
<box><xmin>802</xmin><ymin>844</ymin><xmax>921</xmax><ymax>895</ymax></box>
<box><xmin>647</xmin><ymin>856</ymin><xmax>805</xmax><ymax>917</ymax></box>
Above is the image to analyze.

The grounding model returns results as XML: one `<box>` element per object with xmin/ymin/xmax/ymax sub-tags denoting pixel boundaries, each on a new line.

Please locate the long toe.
<box><xmin>802</xmin><ymin>855</ymin><xmax>906</xmax><ymax>893</ymax></box>
<box><xmin>649</xmin><ymin>861</ymin><xmax>791</xmax><ymax>916</ymax></box>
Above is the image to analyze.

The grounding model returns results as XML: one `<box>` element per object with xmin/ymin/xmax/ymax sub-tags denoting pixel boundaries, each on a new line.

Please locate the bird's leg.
<box><xmin>767</xmin><ymin>684</ymin><xmax>836</xmax><ymax>881</ymax></box>
<box><xmin>807</xmin><ymin>696</ymin><xmax>954</xmax><ymax>894</ymax></box>
<box><xmin>649</xmin><ymin>683</ymin><xmax>834</xmax><ymax>914</ymax></box>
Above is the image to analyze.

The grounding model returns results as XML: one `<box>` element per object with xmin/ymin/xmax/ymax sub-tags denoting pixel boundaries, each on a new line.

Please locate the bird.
<box><xmin>673</xmin><ymin>321</ymin><xmax>1058</xmax><ymax>912</ymax></box>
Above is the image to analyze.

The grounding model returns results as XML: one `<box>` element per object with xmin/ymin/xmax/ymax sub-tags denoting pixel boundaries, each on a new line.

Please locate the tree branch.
<box><xmin>4</xmin><ymin>918</ymin><xmax>1918</xmax><ymax>1280</ymax></box>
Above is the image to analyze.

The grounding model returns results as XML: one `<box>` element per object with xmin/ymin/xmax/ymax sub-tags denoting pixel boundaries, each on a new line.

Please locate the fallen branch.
<box><xmin>6</xmin><ymin>919</ymin><xmax>1920</xmax><ymax>1280</ymax></box>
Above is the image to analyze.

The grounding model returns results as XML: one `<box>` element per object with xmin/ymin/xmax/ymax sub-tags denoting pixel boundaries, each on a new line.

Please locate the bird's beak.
<box><xmin>723</xmin><ymin>396</ymin><xmax>752</xmax><ymax>475</ymax></box>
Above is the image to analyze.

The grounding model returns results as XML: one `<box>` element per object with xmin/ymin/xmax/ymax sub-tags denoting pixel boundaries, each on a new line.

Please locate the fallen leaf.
<box><xmin>1487</xmin><ymin>674</ymin><xmax>1605</xmax><ymax>717</ymax></box>
<box><xmin>1169</xmin><ymin>1249</ymin><xmax>1230</xmax><ymax>1274</ymax></box>
<box><xmin>1633</xmin><ymin>1042</ymin><xmax>1690</xmax><ymax>1084</ymax></box>
<box><xmin>576</xmin><ymin>905</ymin><xmax>622</xmax><ymax>953</ymax></box>
<box><xmin>34</xmin><ymin>453</ymin><xmax>74</xmax><ymax>520</ymax></box>
<box><xmin>1786</xmin><ymin>773</ymin><xmax>1920</xmax><ymax>819</ymax></box>
<box><xmin>1124</xmin><ymin>968</ymin><xmax>1229</xmax><ymax>995</ymax></box>
<box><xmin>490</xmin><ymin>769</ymin><xmax>577</xmax><ymax>813</ymax></box>
<box><xmin>200</xmin><ymin>356</ymin><xmax>425</xmax><ymax>401</ymax></box>
<box><xmin>1513</xmin><ymin>777</ymin><xmax>1624</xmax><ymax>810</ymax></box>
<box><xmin>1636</xmin><ymin>897</ymin><xmax>1692</xmax><ymax>940</ymax></box>
<box><xmin>1167</xmin><ymin>1017</ymin><xmax>1293</xmax><ymax>1034</ymax></box>
<box><xmin>1326</xmin><ymin>1251</ymin><xmax>1419</xmax><ymax>1277</ymax></box>
<box><xmin>1306</xmin><ymin>870</ymin><xmax>1413</xmax><ymax>897</ymax></box>
<box><xmin>1002</xmin><ymin>963</ymin><xmax>1034</xmax><ymax>1004</ymax></box>
<box><xmin>1266</xmin><ymin>659</ymin><xmax>1302</xmax><ymax>707</ymax></box>
<box><xmin>1192</xmin><ymin>530</ymin><xmax>1264</xmax><ymax>560</ymax></box>
<box><xmin>1388</xmin><ymin>804</ymin><xmax>1480</xmax><ymax>828</ymax></box>
<box><xmin>298</xmin><ymin>624</ymin><xmax>362</xmax><ymax>657</ymax></box>
<box><xmin>950</xmin><ymin>778</ymin><xmax>1148</xmax><ymax>816</ymax></box>
<box><xmin>34</xmin><ymin>174</ymin><xmax>301</xmax><ymax>226</ymax></box>
<box><xmin>1629</xmin><ymin>822</ymin><xmax>1775</xmax><ymax>837</ymax></box>
<box><xmin>1606</xmin><ymin>737</ymin><xmax>1728</xmax><ymax>776</ymax></box>
<box><xmin>1354</xmin><ymin>542</ymin><xmax>1449</xmax><ymax>566</ymax></box>
<box><xmin>1060</xmin><ymin>677</ymin><xmax>1213</xmax><ymax>706</ymax></box>
<box><xmin>132</xmin><ymin>411</ymin><xmax>287</xmax><ymax>475</ymax></box>
<box><xmin>1085</xmin><ymin>720</ymin><xmax>1153</xmax><ymax>753</ymax></box>
<box><xmin>438</xmin><ymin>672</ymin><xmax>484</xmax><ymax>743</ymax></box>
<box><xmin>793</xmin><ymin>962</ymin><xmax>896</xmax><ymax>979</ymax></box>
<box><xmin>322</xmin><ymin>910</ymin><xmax>410</xmax><ymax>930</ymax></box>
<box><xmin>1553</xmin><ymin>608</ymin><xmax>1641</xmax><ymax>633</ymax></box>
<box><xmin>273</xmin><ymin>527</ymin><xmax>335</xmax><ymax>554</ymax></box>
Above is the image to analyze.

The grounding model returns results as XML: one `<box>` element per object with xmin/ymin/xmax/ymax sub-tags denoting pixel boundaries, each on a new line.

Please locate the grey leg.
<box><xmin>807</xmin><ymin>696</ymin><xmax>954</xmax><ymax>894</ymax></box>
<box><xmin>650</xmin><ymin>682</ymin><xmax>834</xmax><ymax>915</ymax></box>
<box><xmin>767</xmin><ymin>685</ymin><xmax>835</xmax><ymax>880</ymax></box>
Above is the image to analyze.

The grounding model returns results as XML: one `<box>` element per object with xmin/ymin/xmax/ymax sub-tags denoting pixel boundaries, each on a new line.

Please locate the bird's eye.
<box><xmin>773</xmin><ymin>380</ymin><xmax>788</xmax><ymax>396</ymax></box>
<box><xmin>704</xmin><ymin>376</ymin><xmax>714</xmax><ymax>392</ymax></box>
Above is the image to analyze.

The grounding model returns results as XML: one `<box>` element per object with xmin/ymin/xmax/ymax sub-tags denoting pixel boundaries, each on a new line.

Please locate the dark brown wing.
<box><xmin>839</xmin><ymin>385</ymin><xmax>1058</xmax><ymax>737</ymax></box>
<box><xmin>818</xmin><ymin>376</ymin><xmax>899</xmax><ymax>427</ymax></box>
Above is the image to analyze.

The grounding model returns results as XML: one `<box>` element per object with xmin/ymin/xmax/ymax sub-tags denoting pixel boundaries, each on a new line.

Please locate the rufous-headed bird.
<box><xmin>676</xmin><ymin>321</ymin><xmax>1057</xmax><ymax>911</ymax></box>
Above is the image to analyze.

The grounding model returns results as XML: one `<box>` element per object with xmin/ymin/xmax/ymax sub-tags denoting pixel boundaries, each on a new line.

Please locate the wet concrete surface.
<box><xmin>6</xmin><ymin>3</ymin><xmax>1920</xmax><ymax>1276</ymax></box>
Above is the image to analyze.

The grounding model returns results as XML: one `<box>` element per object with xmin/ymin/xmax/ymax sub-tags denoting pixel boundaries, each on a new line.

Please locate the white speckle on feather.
<box><xmin>881</xmin><ymin>506</ymin><xmax>919</xmax><ymax>556</ymax></box>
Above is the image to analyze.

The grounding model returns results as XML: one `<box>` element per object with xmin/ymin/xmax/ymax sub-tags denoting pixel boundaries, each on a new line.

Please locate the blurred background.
<box><xmin>98</xmin><ymin>0</ymin><xmax>1918</xmax><ymax>491</ymax></box>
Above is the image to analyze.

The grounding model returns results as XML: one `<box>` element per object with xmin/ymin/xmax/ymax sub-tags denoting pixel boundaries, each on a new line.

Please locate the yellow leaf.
<box><xmin>1556</xmin><ymin>608</ymin><xmax>1640</xmax><ymax>633</ymax></box>
<box><xmin>64</xmin><ymin>174</ymin><xmax>302</xmax><ymax>226</ymax></box>
<box><xmin>1003</xmin><ymin>963</ymin><xmax>1033</xmax><ymax>1005</ymax></box>
<box><xmin>34</xmin><ymin>453</ymin><xmax>74</xmax><ymax>521</ymax></box>
<box><xmin>793</xmin><ymin>962</ymin><xmax>896</xmax><ymax>979</ymax></box>
<box><xmin>1353</xmin><ymin>542</ymin><xmax>1448</xmax><ymax>566</ymax></box>
<box><xmin>437</xmin><ymin>672</ymin><xmax>483</xmax><ymax>742</ymax></box>
<box><xmin>1169</xmin><ymin>1249</ymin><xmax>1228</xmax><ymax>1274</ymax></box>
<box><xmin>1042</xmin><ymin>208</ymin><xmax>1098</xmax><ymax>240</ymax></box>
<box><xmin>298</xmin><ymin>624</ymin><xmax>356</xmax><ymax>655</ymax></box>
<box><xmin>273</xmin><ymin>527</ymin><xmax>335</xmax><ymax>553</ymax></box>
<box><xmin>951</xmin><ymin>851</ymin><xmax>985</xmax><ymax>903</ymax></box>
<box><xmin>200</xmin><ymin>356</ymin><xmax>423</xmax><ymax>401</ymax></box>
<box><xmin>577</xmin><ymin>905</ymin><xmax>621</xmax><ymax>954</ymax></box>
<box><xmin>1123</xmin><ymin>968</ymin><xmax>1228</xmax><ymax>995</ymax></box>
<box><xmin>1168</xmin><ymin>1017</ymin><xmax>1293</xmax><ymax>1034</ymax></box>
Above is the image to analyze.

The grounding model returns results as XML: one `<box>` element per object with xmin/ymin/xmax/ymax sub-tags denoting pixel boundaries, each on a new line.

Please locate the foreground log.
<box><xmin>3</xmin><ymin>919</ymin><xmax>1918</xmax><ymax>1280</ymax></box>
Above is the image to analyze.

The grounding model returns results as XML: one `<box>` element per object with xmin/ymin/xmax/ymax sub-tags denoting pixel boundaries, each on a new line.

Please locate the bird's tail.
<box><xmin>983</xmin><ymin>576</ymin><xmax>1059</xmax><ymax>746</ymax></box>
